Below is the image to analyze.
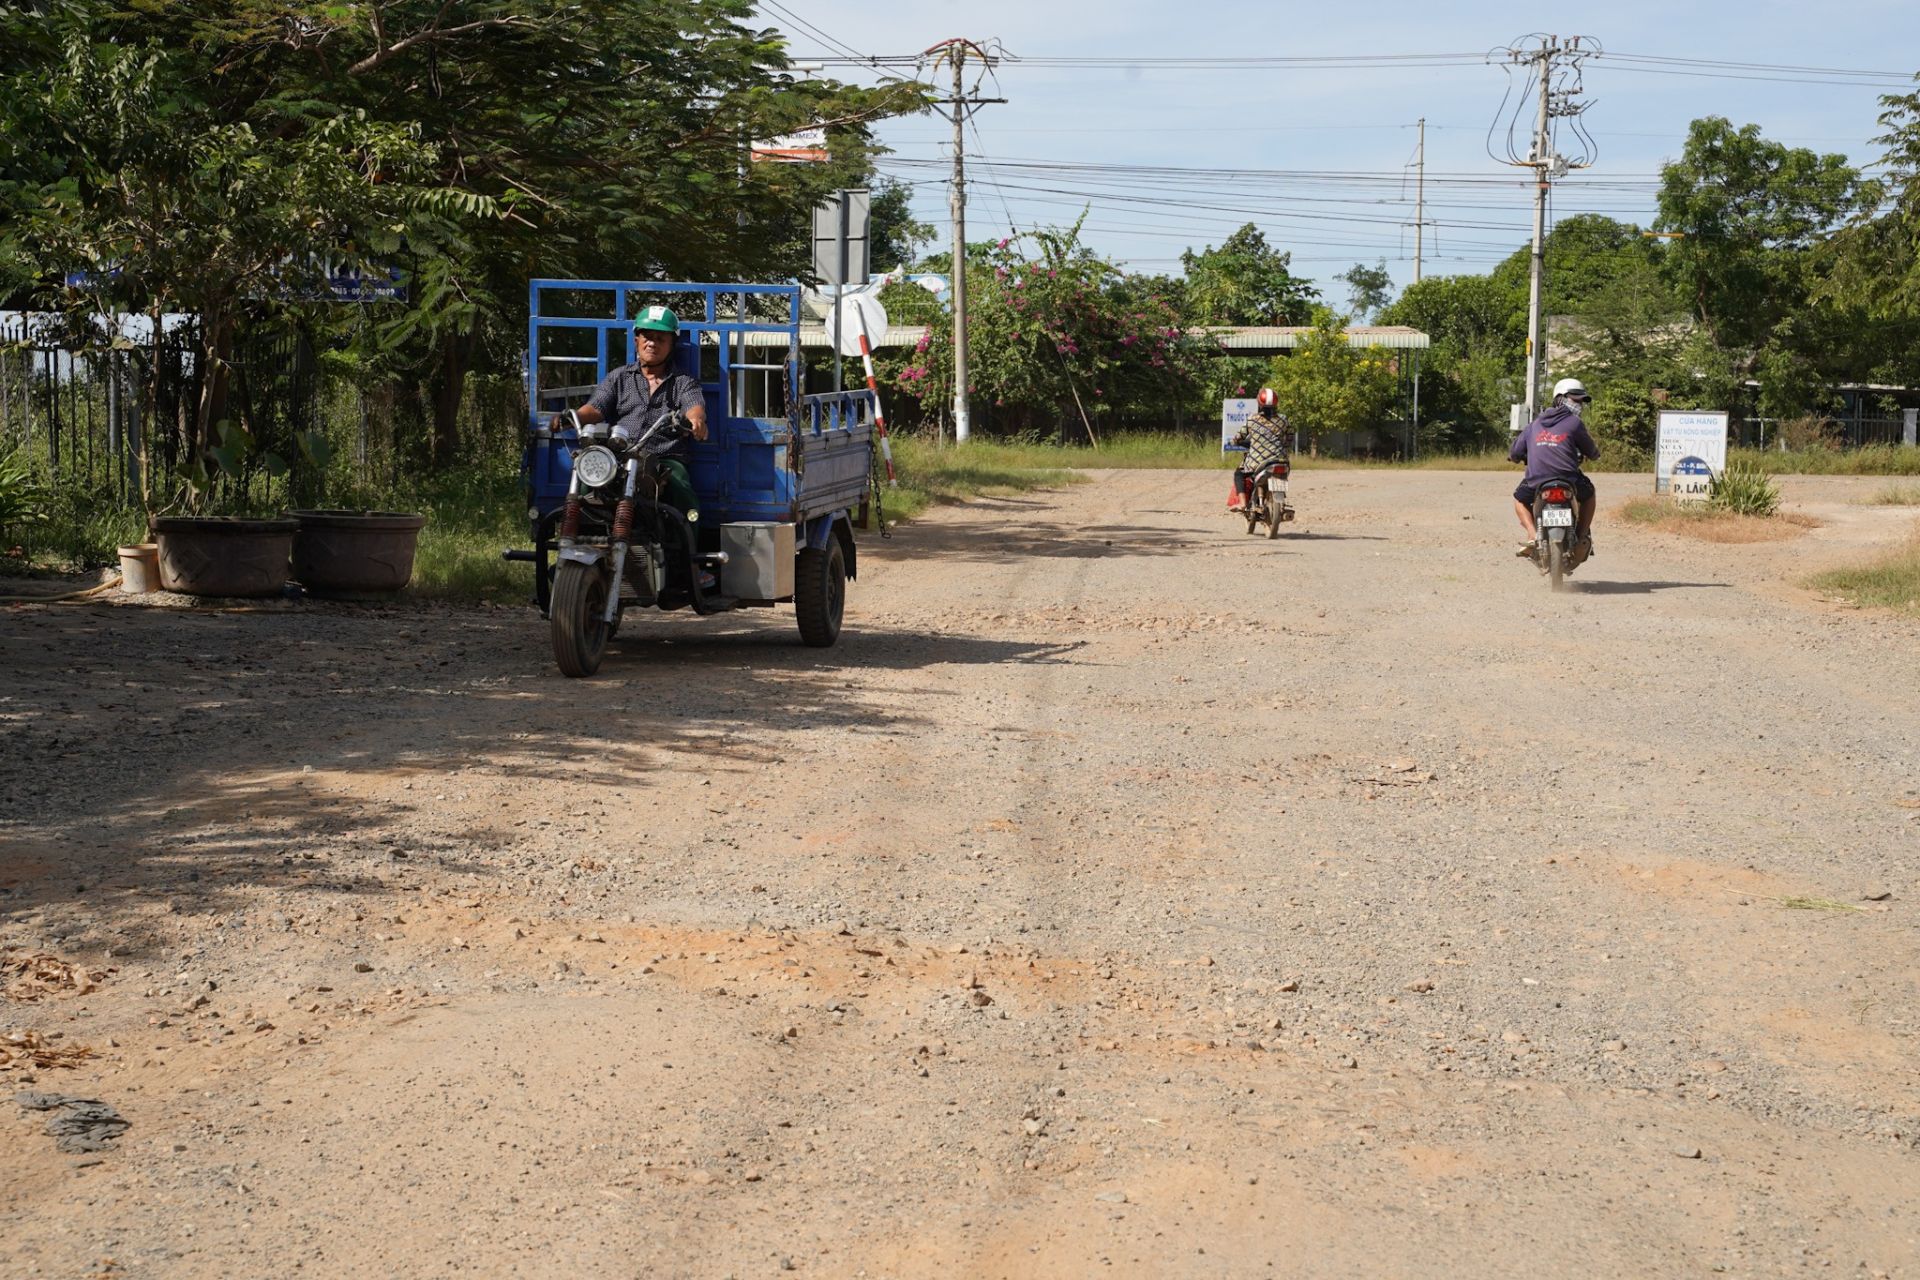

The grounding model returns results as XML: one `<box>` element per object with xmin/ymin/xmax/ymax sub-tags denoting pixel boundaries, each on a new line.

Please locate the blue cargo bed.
<box><xmin>523</xmin><ymin>279</ymin><xmax>875</xmax><ymax>527</ymax></box>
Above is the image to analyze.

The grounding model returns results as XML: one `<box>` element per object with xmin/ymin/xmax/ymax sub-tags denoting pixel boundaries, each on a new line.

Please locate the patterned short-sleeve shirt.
<box><xmin>585</xmin><ymin>363</ymin><xmax>705</xmax><ymax>446</ymax></box>
<box><xmin>1238</xmin><ymin>413</ymin><xmax>1291</xmax><ymax>472</ymax></box>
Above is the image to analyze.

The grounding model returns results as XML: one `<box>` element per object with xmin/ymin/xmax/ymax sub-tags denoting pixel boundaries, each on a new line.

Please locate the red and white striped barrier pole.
<box><xmin>852</xmin><ymin>307</ymin><xmax>896</xmax><ymax>487</ymax></box>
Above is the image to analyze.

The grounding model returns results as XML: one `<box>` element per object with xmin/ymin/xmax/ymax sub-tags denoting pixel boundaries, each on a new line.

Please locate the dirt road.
<box><xmin>4</xmin><ymin>470</ymin><xmax>1918</xmax><ymax>1277</ymax></box>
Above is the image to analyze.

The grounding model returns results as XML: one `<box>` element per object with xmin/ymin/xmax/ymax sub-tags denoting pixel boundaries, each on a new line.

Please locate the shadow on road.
<box><xmin>1271</xmin><ymin>531</ymin><xmax>1389</xmax><ymax>542</ymax></box>
<box><xmin>1</xmin><ymin>600</ymin><xmax>1086</xmax><ymax>956</ymax></box>
<box><xmin>882</xmin><ymin>518</ymin><xmax>1206</xmax><ymax>562</ymax></box>
<box><xmin>601</xmin><ymin>623</ymin><xmax>1088</xmax><ymax>671</ymax></box>
<box><xmin>1569</xmin><ymin>581</ymin><xmax>1733</xmax><ymax>595</ymax></box>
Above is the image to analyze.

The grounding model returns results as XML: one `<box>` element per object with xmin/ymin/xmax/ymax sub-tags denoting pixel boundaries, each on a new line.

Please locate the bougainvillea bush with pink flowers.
<box><xmin>878</xmin><ymin>219</ymin><xmax>1210</xmax><ymax>442</ymax></box>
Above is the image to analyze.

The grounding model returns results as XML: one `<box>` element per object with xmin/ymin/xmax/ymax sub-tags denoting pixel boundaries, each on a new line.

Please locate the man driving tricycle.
<box><xmin>549</xmin><ymin>305</ymin><xmax>707</xmax><ymax>522</ymax></box>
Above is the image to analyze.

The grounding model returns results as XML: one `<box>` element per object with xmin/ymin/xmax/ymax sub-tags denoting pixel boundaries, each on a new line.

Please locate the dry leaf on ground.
<box><xmin>3</xmin><ymin>950</ymin><xmax>110</xmax><ymax>1002</ymax></box>
<box><xmin>1</xmin><ymin>1028</ymin><xmax>98</xmax><ymax>1070</ymax></box>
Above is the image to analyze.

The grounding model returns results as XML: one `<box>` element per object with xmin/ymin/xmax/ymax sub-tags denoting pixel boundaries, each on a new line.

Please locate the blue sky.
<box><xmin>758</xmin><ymin>2</ymin><xmax>1920</xmax><ymax>304</ymax></box>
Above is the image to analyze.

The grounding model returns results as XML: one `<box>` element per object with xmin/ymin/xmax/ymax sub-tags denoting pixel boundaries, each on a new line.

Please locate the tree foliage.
<box><xmin>1819</xmin><ymin>88</ymin><xmax>1920</xmax><ymax>392</ymax></box>
<box><xmin>0</xmin><ymin>0</ymin><xmax>925</xmax><ymax>474</ymax></box>
<box><xmin>1657</xmin><ymin>118</ymin><xmax>1869</xmax><ymax>355</ymax></box>
<box><xmin>886</xmin><ymin>222</ymin><xmax>1204</xmax><ymax>438</ymax></box>
<box><xmin>1264</xmin><ymin>313</ymin><xmax>1399</xmax><ymax>449</ymax></box>
<box><xmin>1379</xmin><ymin>273</ymin><xmax>1520</xmax><ymax>451</ymax></box>
<box><xmin>1334</xmin><ymin>260</ymin><xmax>1394</xmax><ymax>321</ymax></box>
<box><xmin>1180</xmin><ymin>224</ymin><xmax>1319</xmax><ymax>326</ymax></box>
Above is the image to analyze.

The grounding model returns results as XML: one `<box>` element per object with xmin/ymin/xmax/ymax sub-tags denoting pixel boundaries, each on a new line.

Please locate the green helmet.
<box><xmin>633</xmin><ymin>305</ymin><xmax>679</xmax><ymax>336</ymax></box>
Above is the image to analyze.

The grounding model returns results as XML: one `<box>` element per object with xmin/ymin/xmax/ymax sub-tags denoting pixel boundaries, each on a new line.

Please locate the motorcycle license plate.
<box><xmin>1268</xmin><ymin>479</ymin><xmax>1287</xmax><ymax>495</ymax></box>
<box><xmin>1540</xmin><ymin>507</ymin><xmax>1574</xmax><ymax>527</ymax></box>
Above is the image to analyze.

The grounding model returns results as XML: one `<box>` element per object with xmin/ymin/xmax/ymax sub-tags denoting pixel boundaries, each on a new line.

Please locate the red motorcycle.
<box><xmin>1235</xmin><ymin>458</ymin><xmax>1295</xmax><ymax>540</ymax></box>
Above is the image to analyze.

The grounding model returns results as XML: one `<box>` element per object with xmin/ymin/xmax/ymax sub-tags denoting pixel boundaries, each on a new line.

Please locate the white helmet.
<box><xmin>1552</xmin><ymin>377</ymin><xmax>1590</xmax><ymax>402</ymax></box>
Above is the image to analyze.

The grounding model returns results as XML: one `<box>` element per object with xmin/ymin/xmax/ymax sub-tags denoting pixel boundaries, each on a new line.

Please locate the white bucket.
<box><xmin>117</xmin><ymin>542</ymin><xmax>160</xmax><ymax>594</ymax></box>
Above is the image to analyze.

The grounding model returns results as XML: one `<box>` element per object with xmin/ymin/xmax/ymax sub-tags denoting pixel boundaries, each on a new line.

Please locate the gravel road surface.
<box><xmin>3</xmin><ymin>469</ymin><xmax>1917</xmax><ymax>1277</ymax></box>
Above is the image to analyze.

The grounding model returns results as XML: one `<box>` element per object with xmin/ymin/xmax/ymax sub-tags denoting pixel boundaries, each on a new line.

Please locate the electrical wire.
<box><xmin>762</xmin><ymin>26</ymin><xmax>1908</xmax><ymax>284</ymax></box>
<box><xmin>789</xmin><ymin>45</ymin><xmax>1920</xmax><ymax>89</ymax></box>
<box><xmin>966</xmin><ymin>119</ymin><xmax>1023</xmax><ymax>240</ymax></box>
<box><xmin>873</xmin><ymin>154</ymin><xmax>1670</xmax><ymax>190</ymax></box>
<box><xmin>760</xmin><ymin>1</ymin><xmax>866</xmax><ymax>63</ymax></box>
<box><xmin>759</xmin><ymin>2</ymin><xmax>928</xmax><ymax>89</ymax></box>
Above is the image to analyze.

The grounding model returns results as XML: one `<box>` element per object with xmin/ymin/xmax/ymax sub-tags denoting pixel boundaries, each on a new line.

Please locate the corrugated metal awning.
<box><xmin>739</xmin><ymin>325</ymin><xmax>932</xmax><ymax>349</ymax></box>
<box><xmin>1201</xmin><ymin>325</ymin><xmax>1430</xmax><ymax>351</ymax></box>
<box><xmin>735</xmin><ymin>322</ymin><xmax>1429</xmax><ymax>352</ymax></box>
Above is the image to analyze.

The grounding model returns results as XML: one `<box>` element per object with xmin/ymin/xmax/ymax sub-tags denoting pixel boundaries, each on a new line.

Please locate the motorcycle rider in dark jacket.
<box><xmin>1510</xmin><ymin>377</ymin><xmax>1599</xmax><ymax>557</ymax></box>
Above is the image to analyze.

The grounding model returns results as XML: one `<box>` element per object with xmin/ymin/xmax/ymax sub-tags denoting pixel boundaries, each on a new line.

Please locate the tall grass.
<box><xmin>392</xmin><ymin>467</ymin><xmax>528</xmax><ymax>603</ymax></box>
<box><xmin>8</xmin><ymin>475</ymin><xmax>146</xmax><ymax>571</ymax></box>
<box><xmin>1808</xmin><ymin>537</ymin><xmax>1920</xmax><ymax>614</ymax></box>
<box><xmin>886</xmin><ymin>436</ymin><xmax>1081</xmax><ymax>520</ymax></box>
<box><xmin>893</xmin><ymin>431</ymin><xmax>1229</xmax><ymax>474</ymax></box>
<box><xmin>1731</xmin><ymin>445</ymin><xmax>1920</xmax><ymax>476</ymax></box>
<box><xmin>0</xmin><ymin>444</ymin><xmax>43</xmax><ymax>545</ymax></box>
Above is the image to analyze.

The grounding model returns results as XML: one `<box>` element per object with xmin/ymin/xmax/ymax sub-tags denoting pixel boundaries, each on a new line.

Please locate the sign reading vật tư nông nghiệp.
<box><xmin>1655</xmin><ymin>410</ymin><xmax>1729</xmax><ymax>496</ymax></box>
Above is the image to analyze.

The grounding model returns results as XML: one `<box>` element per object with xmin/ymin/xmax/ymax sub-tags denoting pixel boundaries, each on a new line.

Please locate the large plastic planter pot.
<box><xmin>151</xmin><ymin>517</ymin><xmax>298</xmax><ymax>597</ymax></box>
<box><xmin>289</xmin><ymin>509</ymin><xmax>427</xmax><ymax>597</ymax></box>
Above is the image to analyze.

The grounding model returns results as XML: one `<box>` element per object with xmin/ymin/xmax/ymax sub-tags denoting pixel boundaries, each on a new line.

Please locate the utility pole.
<box><xmin>1413</xmin><ymin>117</ymin><xmax>1425</xmax><ymax>284</ymax></box>
<box><xmin>1500</xmin><ymin>34</ymin><xmax>1596</xmax><ymax>422</ymax></box>
<box><xmin>1524</xmin><ymin>61</ymin><xmax>1551</xmax><ymax>422</ymax></box>
<box><xmin>925</xmin><ymin>38</ymin><xmax>1003</xmax><ymax>445</ymax></box>
<box><xmin>949</xmin><ymin>51</ymin><xmax>969</xmax><ymax>443</ymax></box>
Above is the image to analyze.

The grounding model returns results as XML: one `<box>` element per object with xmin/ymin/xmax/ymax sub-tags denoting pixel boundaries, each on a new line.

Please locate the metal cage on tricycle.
<box><xmin>506</xmin><ymin>280</ymin><xmax>876</xmax><ymax>633</ymax></box>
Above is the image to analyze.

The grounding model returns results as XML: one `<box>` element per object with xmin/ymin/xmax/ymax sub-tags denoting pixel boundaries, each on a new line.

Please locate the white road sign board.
<box><xmin>1221</xmin><ymin>398</ymin><xmax>1256</xmax><ymax>451</ymax></box>
<box><xmin>1655</xmin><ymin>410</ymin><xmax>1729</xmax><ymax>497</ymax></box>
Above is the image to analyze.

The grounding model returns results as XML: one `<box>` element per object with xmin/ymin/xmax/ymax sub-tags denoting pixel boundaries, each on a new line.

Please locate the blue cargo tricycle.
<box><xmin>507</xmin><ymin>280</ymin><xmax>877</xmax><ymax>676</ymax></box>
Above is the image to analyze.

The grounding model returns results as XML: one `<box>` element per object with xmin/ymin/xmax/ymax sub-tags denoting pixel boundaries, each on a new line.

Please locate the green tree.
<box><xmin>868</xmin><ymin>179</ymin><xmax>934</xmax><ymax>272</ymax></box>
<box><xmin>1380</xmin><ymin>274</ymin><xmax>1523</xmax><ymax>451</ymax></box>
<box><xmin>1821</xmin><ymin>87</ymin><xmax>1920</xmax><ymax>393</ymax></box>
<box><xmin>1335</xmin><ymin>260</ymin><xmax>1394</xmax><ymax>321</ymax></box>
<box><xmin>886</xmin><ymin>222</ymin><xmax>1204</xmax><ymax>439</ymax></box>
<box><xmin>1656</xmin><ymin>117</ymin><xmax>1868</xmax><ymax>357</ymax></box>
<box><xmin>1265</xmin><ymin>312</ymin><xmax>1400</xmax><ymax>451</ymax></box>
<box><xmin>1180</xmin><ymin>224</ymin><xmax>1319</xmax><ymax>326</ymax></box>
<box><xmin>1490</xmin><ymin>213</ymin><xmax>1668</xmax><ymax>319</ymax></box>
<box><xmin>1382</xmin><ymin>274</ymin><xmax>1521</xmax><ymax>357</ymax></box>
<box><xmin>0</xmin><ymin>0</ymin><xmax>925</xmax><ymax>465</ymax></box>
<box><xmin>3</xmin><ymin>31</ymin><xmax>467</xmax><ymax>499</ymax></box>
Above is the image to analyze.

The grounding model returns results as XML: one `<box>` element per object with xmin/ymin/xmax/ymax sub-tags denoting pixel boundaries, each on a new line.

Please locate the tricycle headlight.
<box><xmin>574</xmin><ymin>445</ymin><xmax>619</xmax><ymax>489</ymax></box>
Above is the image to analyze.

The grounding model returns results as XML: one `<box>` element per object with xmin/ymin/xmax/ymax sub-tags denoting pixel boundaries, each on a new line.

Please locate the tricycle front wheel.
<box><xmin>551</xmin><ymin>560</ymin><xmax>612</xmax><ymax>677</ymax></box>
<box><xmin>795</xmin><ymin>539</ymin><xmax>846</xmax><ymax>648</ymax></box>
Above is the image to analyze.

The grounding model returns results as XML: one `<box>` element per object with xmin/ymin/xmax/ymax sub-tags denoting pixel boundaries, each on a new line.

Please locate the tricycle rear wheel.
<box><xmin>795</xmin><ymin>538</ymin><xmax>846</xmax><ymax>648</ymax></box>
<box><xmin>551</xmin><ymin>560</ymin><xmax>612</xmax><ymax>677</ymax></box>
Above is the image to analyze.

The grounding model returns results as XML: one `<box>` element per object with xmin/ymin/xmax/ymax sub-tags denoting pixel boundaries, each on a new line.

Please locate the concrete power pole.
<box><xmin>1413</xmin><ymin>117</ymin><xmax>1425</xmax><ymax>284</ymax></box>
<box><xmin>1501</xmin><ymin>35</ymin><xmax>1596</xmax><ymax>423</ymax></box>
<box><xmin>1523</xmin><ymin>62</ymin><xmax>1552</xmax><ymax>422</ymax></box>
<box><xmin>926</xmin><ymin>38</ymin><xmax>1002</xmax><ymax>445</ymax></box>
<box><xmin>949</xmin><ymin>51</ymin><xmax>970</xmax><ymax>443</ymax></box>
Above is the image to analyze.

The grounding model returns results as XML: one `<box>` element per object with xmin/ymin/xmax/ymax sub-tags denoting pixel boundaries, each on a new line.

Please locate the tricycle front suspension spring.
<box><xmin>611</xmin><ymin>499</ymin><xmax>635</xmax><ymax>542</ymax></box>
<box><xmin>559</xmin><ymin>496</ymin><xmax>582</xmax><ymax>541</ymax></box>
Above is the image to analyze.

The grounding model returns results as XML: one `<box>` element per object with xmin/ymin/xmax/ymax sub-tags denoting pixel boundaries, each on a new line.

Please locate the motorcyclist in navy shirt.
<box><xmin>1510</xmin><ymin>377</ymin><xmax>1600</xmax><ymax>557</ymax></box>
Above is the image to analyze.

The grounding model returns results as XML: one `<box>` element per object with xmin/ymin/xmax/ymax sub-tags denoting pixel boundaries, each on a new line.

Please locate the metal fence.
<box><xmin>1736</xmin><ymin>415</ymin><xmax>1917</xmax><ymax>450</ymax></box>
<box><xmin>0</xmin><ymin>315</ymin><xmax>323</xmax><ymax>509</ymax></box>
<box><xmin>0</xmin><ymin>322</ymin><xmax>159</xmax><ymax>506</ymax></box>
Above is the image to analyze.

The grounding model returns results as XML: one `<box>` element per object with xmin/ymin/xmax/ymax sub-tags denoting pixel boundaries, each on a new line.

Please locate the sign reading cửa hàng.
<box><xmin>1655</xmin><ymin>410</ymin><xmax>1729</xmax><ymax>496</ymax></box>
